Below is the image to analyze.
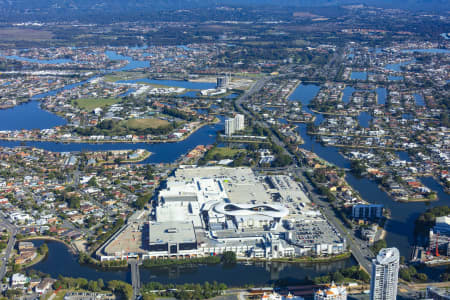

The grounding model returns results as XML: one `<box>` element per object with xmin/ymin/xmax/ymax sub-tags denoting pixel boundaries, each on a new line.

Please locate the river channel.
<box><xmin>288</xmin><ymin>84</ymin><xmax>450</xmax><ymax>260</ymax></box>
<box><xmin>29</xmin><ymin>240</ymin><xmax>356</xmax><ymax>286</ymax></box>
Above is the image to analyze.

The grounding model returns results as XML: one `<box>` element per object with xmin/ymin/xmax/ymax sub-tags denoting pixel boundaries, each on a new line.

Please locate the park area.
<box><xmin>72</xmin><ymin>98</ymin><xmax>121</xmax><ymax>111</ymax></box>
<box><xmin>124</xmin><ymin>118</ymin><xmax>170</xmax><ymax>130</ymax></box>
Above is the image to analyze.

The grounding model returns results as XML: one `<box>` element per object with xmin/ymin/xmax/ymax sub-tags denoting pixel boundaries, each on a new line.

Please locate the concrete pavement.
<box><xmin>236</xmin><ymin>74</ymin><xmax>372</xmax><ymax>274</ymax></box>
<box><xmin>130</xmin><ymin>259</ymin><xmax>141</xmax><ymax>299</ymax></box>
<box><xmin>293</xmin><ymin>168</ymin><xmax>373</xmax><ymax>273</ymax></box>
<box><xmin>0</xmin><ymin>216</ymin><xmax>18</xmax><ymax>281</ymax></box>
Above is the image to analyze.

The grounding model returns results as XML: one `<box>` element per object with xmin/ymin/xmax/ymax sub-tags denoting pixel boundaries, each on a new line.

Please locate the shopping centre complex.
<box><xmin>98</xmin><ymin>166</ymin><xmax>346</xmax><ymax>261</ymax></box>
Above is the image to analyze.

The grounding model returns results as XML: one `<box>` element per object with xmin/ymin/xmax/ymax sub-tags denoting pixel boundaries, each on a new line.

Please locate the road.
<box><xmin>0</xmin><ymin>215</ymin><xmax>18</xmax><ymax>280</ymax></box>
<box><xmin>236</xmin><ymin>74</ymin><xmax>372</xmax><ymax>272</ymax></box>
<box><xmin>291</xmin><ymin>168</ymin><xmax>373</xmax><ymax>273</ymax></box>
<box><xmin>235</xmin><ymin>75</ymin><xmax>296</xmax><ymax>161</ymax></box>
<box><xmin>130</xmin><ymin>259</ymin><xmax>141</xmax><ymax>299</ymax></box>
<box><xmin>236</xmin><ymin>75</ymin><xmax>373</xmax><ymax>274</ymax></box>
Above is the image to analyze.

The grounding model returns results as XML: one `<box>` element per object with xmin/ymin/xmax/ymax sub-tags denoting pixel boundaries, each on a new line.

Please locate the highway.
<box><xmin>291</xmin><ymin>167</ymin><xmax>373</xmax><ymax>273</ymax></box>
<box><xmin>0</xmin><ymin>215</ymin><xmax>18</xmax><ymax>280</ymax></box>
<box><xmin>235</xmin><ymin>75</ymin><xmax>295</xmax><ymax>160</ymax></box>
<box><xmin>235</xmin><ymin>77</ymin><xmax>373</xmax><ymax>273</ymax></box>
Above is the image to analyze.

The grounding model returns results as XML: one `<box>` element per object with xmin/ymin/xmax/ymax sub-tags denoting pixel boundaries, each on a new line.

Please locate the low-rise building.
<box><xmin>11</xmin><ymin>273</ymin><xmax>28</xmax><ymax>287</ymax></box>
<box><xmin>426</xmin><ymin>286</ymin><xmax>450</xmax><ymax>300</ymax></box>
<box><xmin>35</xmin><ymin>278</ymin><xmax>55</xmax><ymax>294</ymax></box>
<box><xmin>314</xmin><ymin>283</ymin><xmax>347</xmax><ymax>300</ymax></box>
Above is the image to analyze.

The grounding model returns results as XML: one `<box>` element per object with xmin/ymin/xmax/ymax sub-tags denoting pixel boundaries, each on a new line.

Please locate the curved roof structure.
<box><xmin>213</xmin><ymin>202</ymin><xmax>289</xmax><ymax>218</ymax></box>
<box><xmin>376</xmin><ymin>247</ymin><xmax>400</xmax><ymax>265</ymax></box>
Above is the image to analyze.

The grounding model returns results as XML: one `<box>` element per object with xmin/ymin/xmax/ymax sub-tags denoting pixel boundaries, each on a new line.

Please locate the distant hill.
<box><xmin>1</xmin><ymin>0</ymin><xmax>449</xmax><ymax>10</ymax></box>
<box><xmin>0</xmin><ymin>0</ymin><xmax>450</xmax><ymax>10</ymax></box>
<box><xmin>0</xmin><ymin>0</ymin><xmax>447</xmax><ymax>22</ymax></box>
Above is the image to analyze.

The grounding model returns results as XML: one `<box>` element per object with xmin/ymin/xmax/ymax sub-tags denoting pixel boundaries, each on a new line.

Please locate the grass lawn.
<box><xmin>207</xmin><ymin>147</ymin><xmax>244</xmax><ymax>158</ymax></box>
<box><xmin>123</xmin><ymin>118</ymin><xmax>170</xmax><ymax>129</ymax></box>
<box><xmin>0</xmin><ymin>28</ymin><xmax>53</xmax><ymax>41</ymax></box>
<box><xmin>72</xmin><ymin>98</ymin><xmax>121</xmax><ymax>111</ymax></box>
<box><xmin>233</xmin><ymin>72</ymin><xmax>265</xmax><ymax>78</ymax></box>
<box><xmin>44</xmin><ymin>289</ymin><xmax>67</xmax><ymax>300</ymax></box>
<box><xmin>103</xmin><ymin>71</ymin><xmax>146</xmax><ymax>83</ymax></box>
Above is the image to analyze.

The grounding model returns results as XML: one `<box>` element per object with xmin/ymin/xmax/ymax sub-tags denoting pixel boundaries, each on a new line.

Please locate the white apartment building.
<box><xmin>225</xmin><ymin>114</ymin><xmax>245</xmax><ymax>136</ymax></box>
<box><xmin>370</xmin><ymin>247</ymin><xmax>400</xmax><ymax>300</ymax></box>
<box><xmin>235</xmin><ymin>114</ymin><xmax>245</xmax><ymax>131</ymax></box>
<box><xmin>225</xmin><ymin>118</ymin><xmax>235</xmax><ymax>136</ymax></box>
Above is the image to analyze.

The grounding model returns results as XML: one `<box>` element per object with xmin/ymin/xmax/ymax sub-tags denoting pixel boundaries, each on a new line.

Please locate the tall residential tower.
<box><xmin>225</xmin><ymin>114</ymin><xmax>245</xmax><ymax>136</ymax></box>
<box><xmin>370</xmin><ymin>247</ymin><xmax>400</xmax><ymax>300</ymax></box>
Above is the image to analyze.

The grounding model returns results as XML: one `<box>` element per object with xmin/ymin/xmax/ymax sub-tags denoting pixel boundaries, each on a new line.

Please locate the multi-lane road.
<box><xmin>236</xmin><ymin>75</ymin><xmax>373</xmax><ymax>273</ymax></box>
<box><xmin>0</xmin><ymin>215</ymin><xmax>18</xmax><ymax>280</ymax></box>
<box><xmin>235</xmin><ymin>75</ymin><xmax>295</xmax><ymax>160</ymax></box>
<box><xmin>294</xmin><ymin>169</ymin><xmax>373</xmax><ymax>273</ymax></box>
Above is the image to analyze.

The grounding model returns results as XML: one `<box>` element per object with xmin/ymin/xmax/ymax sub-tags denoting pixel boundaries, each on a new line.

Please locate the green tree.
<box><xmin>331</xmin><ymin>271</ymin><xmax>345</xmax><ymax>283</ymax></box>
<box><xmin>97</xmin><ymin>278</ymin><xmax>105</xmax><ymax>290</ymax></box>
<box><xmin>416</xmin><ymin>273</ymin><xmax>428</xmax><ymax>282</ymax></box>
<box><xmin>221</xmin><ymin>251</ymin><xmax>237</xmax><ymax>265</ymax></box>
<box><xmin>87</xmin><ymin>177</ymin><xmax>98</xmax><ymax>187</ymax></box>
<box><xmin>88</xmin><ymin>280</ymin><xmax>100</xmax><ymax>292</ymax></box>
<box><xmin>370</xmin><ymin>239</ymin><xmax>387</xmax><ymax>254</ymax></box>
<box><xmin>399</xmin><ymin>268</ymin><xmax>412</xmax><ymax>281</ymax></box>
<box><xmin>38</xmin><ymin>243</ymin><xmax>48</xmax><ymax>255</ymax></box>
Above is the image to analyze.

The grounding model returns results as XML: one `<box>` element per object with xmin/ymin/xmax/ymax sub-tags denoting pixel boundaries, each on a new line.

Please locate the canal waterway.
<box><xmin>385</xmin><ymin>60</ymin><xmax>414</xmax><ymax>72</ymax></box>
<box><xmin>117</xmin><ymin>78</ymin><xmax>216</xmax><ymax>90</ymax></box>
<box><xmin>288</xmin><ymin>83</ymin><xmax>450</xmax><ymax>259</ymax></box>
<box><xmin>350</xmin><ymin>72</ymin><xmax>367</xmax><ymax>80</ymax></box>
<box><xmin>376</xmin><ymin>87</ymin><xmax>387</xmax><ymax>105</ymax></box>
<box><xmin>388</xmin><ymin>75</ymin><xmax>404</xmax><ymax>81</ymax></box>
<box><xmin>29</xmin><ymin>240</ymin><xmax>356</xmax><ymax>286</ymax></box>
<box><xmin>0</xmin><ymin>100</ymin><xmax>66</xmax><ymax>130</ymax></box>
<box><xmin>358</xmin><ymin>111</ymin><xmax>372</xmax><ymax>128</ymax></box>
<box><xmin>402</xmin><ymin>48</ymin><xmax>450</xmax><ymax>54</ymax></box>
<box><xmin>105</xmin><ymin>50</ymin><xmax>150</xmax><ymax>71</ymax></box>
<box><xmin>0</xmin><ymin>51</ymin><xmax>223</xmax><ymax>163</ymax></box>
<box><xmin>0</xmin><ymin>120</ymin><xmax>223</xmax><ymax>164</ymax></box>
<box><xmin>414</xmin><ymin>93</ymin><xmax>425</xmax><ymax>106</ymax></box>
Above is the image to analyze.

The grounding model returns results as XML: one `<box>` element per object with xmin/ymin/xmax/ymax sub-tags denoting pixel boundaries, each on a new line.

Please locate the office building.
<box><xmin>217</xmin><ymin>75</ymin><xmax>230</xmax><ymax>88</ymax></box>
<box><xmin>370</xmin><ymin>247</ymin><xmax>400</xmax><ymax>300</ymax></box>
<box><xmin>434</xmin><ymin>216</ymin><xmax>450</xmax><ymax>234</ymax></box>
<box><xmin>352</xmin><ymin>204</ymin><xmax>384</xmax><ymax>220</ymax></box>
